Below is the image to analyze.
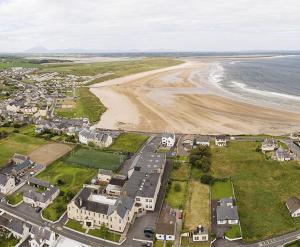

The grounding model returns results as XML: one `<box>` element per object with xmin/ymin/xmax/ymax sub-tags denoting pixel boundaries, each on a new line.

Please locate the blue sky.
<box><xmin>0</xmin><ymin>0</ymin><xmax>300</xmax><ymax>52</ymax></box>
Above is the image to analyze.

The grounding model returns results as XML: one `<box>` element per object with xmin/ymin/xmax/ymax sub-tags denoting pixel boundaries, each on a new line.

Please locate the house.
<box><xmin>261</xmin><ymin>138</ymin><xmax>278</xmax><ymax>152</ymax></box>
<box><xmin>106</xmin><ymin>175</ymin><xmax>126</xmax><ymax>197</ymax></box>
<box><xmin>216</xmin><ymin>198</ymin><xmax>239</xmax><ymax>225</ymax></box>
<box><xmin>79</xmin><ymin>129</ymin><xmax>113</xmax><ymax>147</ymax></box>
<box><xmin>156</xmin><ymin>204</ymin><xmax>176</xmax><ymax>241</ymax></box>
<box><xmin>29</xmin><ymin>226</ymin><xmax>56</xmax><ymax>247</ymax></box>
<box><xmin>6</xmin><ymin>218</ymin><xmax>31</xmax><ymax>241</ymax></box>
<box><xmin>195</xmin><ymin>136</ymin><xmax>210</xmax><ymax>146</ymax></box>
<box><xmin>0</xmin><ymin>174</ymin><xmax>15</xmax><ymax>194</ymax></box>
<box><xmin>181</xmin><ymin>135</ymin><xmax>194</xmax><ymax>149</ymax></box>
<box><xmin>161</xmin><ymin>133</ymin><xmax>176</xmax><ymax>147</ymax></box>
<box><xmin>67</xmin><ymin>187</ymin><xmax>135</xmax><ymax>233</ymax></box>
<box><xmin>97</xmin><ymin>169</ymin><xmax>113</xmax><ymax>183</ymax></box>
<box><xmin>275</xmin><ymin>148</ymin><xmax>292</xmax><ymax>161</ymax></box>
<box><xmin>290</xmin><ymin>132</ymin><xmax>300</xmax><ymax>141</ymax></box>
<box><xmin>12</xmin><ymin>159</ymin><xmax>33</xmax><ymax>176</ymax></box>
<box><xmin>23</xmin><ymin>178</ymin><xmax>59</xmax><ymax>208</ymax></box>
<box><xmin>190</xmin><ymin>225</ymin><xmax>209</xmax><ymax>242</ymax></box>
<box><xmin>286</xmin><ymin>197</ymin><xmax>300</xmax><ymax>217</ymax></box>
<box><xmin>215</xmin><ymin>135</ymin><xmax>228</xmax><ymax>147</ymax></box>
<box><xmin>11</xmin><ymin>153</ymin><xmax>30</xmax><ymax>164</ymax></box>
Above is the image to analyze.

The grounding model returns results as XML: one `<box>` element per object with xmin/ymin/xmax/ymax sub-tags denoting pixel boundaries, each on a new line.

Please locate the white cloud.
<box><xmin>0</xmin><ymin>0</ymin><xmax>299</xmax><ymax>52</ymax></box>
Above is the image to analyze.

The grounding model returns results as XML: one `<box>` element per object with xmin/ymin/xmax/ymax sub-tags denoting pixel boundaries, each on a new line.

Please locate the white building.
<box><xmin>261</xmin><ymin>138</ymin><xmax>278</xmax><ymax>152</ymax></box>
<box><xmin>195</xmin><ymin>136</ymin><xmax>210</xmax><ymax>146</ymax></box>
<box><xmin>79</xmin><ymin>129</ymin><xmax>113</xmax><ymax>148</ymax></box>
<box><xmin>97</xmin><ymin>169</ymin><xmax>113</xmax><ymax>182</ymax></box>
<box><xmin>161</xmin><ymin>133</ymin><xmax>176</xmax><ymax>147</ymax></box>
<box><xmin>191</xmin><ymin>225</ymin><xmax>209</xmax><ymax>242</ymax></box>
<box><xmin>29</xmin><ymin>226</ymin><xmax>56</xmax><ymax>247</ymax></box>
<box><xmin>0</xmin><ymin>174</ymin><xmax>15</xmax><ymax>194</ymax></box>
<box><xmin>215</xmin><ymin>136</ymin><xmax>228</xmax><ymax>147</ymax></box>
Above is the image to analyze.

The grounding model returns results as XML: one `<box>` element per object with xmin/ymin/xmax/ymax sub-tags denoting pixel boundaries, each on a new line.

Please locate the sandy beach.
<box><xmin>90</xmin><ymin>59</ymin><xmax>300</xmax><ymax>135</ymax></box>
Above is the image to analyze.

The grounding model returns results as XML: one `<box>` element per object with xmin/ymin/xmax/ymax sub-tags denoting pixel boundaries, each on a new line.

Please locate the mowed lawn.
<box><xmin>37</xmin><ymin>160</ymin><xmax>96</xmax><ymax>221</ymax></box>
<box><xmin>65</xmin><ymin>147</ymin><xmax>125</xmax><ymax>172</ymax></box>
<box><xmin>211</xmin><ymin>180</ymin><xmax>233</xmax><ymax>200</ymax></box>
<box><xmin>0</xmin><ymin>133</ymin><xmax>46</xmax><ymax>166</ymax></box>
<box><xmin>110</xmin><ymin>133</ymin><xmax>148</xmax><ymax>153</ymax></box>
<box><xmin>211</xmin><ymin>141</ymin><xmax>300</xmax><ymax>242</ymax></box>
<box><xmin>184</xmin><ymin>180</ymin><xmax>210</xmax><ymax>231</ymax></box>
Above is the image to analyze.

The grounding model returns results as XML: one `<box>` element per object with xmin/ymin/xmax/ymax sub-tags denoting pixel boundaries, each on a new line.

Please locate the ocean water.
<box><xmin>209</xmin><ymin>56</ymin><xmax>300</xmax><ymax>111</ymax></box>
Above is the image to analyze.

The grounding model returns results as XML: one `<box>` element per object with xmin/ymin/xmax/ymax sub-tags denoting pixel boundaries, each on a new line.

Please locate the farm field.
<box><xmin>211</xmin><ymin>141</ymin><xmax>300</xmax><ymax>242</ymax></box>
<box><xmin>184</xmin><ymin>180</ymin><xmax>210</xmax><ymax>231</ymax></box>
<box><xmin>55</xmin><ymin>87</ymin><xmax>106</xmax><ymax>123</ymax></box>
<box><xmin>0</xmin><ymin>133</ymin><xmax>46</xmax><ymax>166</ymax></box>
<box><xmin>109</xmin><ymin>132</ymin><xmax>148</xmax><ymax>153</ymax></box>
<box><xmin>37</xmin><ymin>160</ymin><xmax>96</xmax><ymax>221</ymax></box>
<box><xmin>65</xmin><ymin>147</ymin><xmax>125</xmax><ymax>172</ymax></box>
<box><xmin>29</xmin><ymin>142</ymin><xmax>74</xmax><ymax>166</ymax></box>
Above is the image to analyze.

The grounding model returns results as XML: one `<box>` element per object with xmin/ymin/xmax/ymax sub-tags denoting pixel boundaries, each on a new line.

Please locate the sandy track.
<box><xmin>90</xmin><ymin>60</ymin><xmax>300</xmax><ymax>135</ymax></box>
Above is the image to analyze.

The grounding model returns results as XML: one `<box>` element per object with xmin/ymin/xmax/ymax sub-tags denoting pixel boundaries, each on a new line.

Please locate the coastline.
<box><xmin>90</xmin><ymin>58</ymin><xmax>300</xmax><ymax>135</ymax></box>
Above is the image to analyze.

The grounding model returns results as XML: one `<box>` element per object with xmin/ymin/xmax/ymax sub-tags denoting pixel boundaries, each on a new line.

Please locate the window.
<box><xmin>136</xmin><ymin>198</ymin><xmax>140</xmax><ymax>201</ymax></box>
<box><xmin>149</xmin><ymin>199</ymin><xmax>152</xmax><ymax>202</ymax></box>
<box><xmin>119</xmin><ymin>219</ymin><xmax>121</xmax><ymax>223</ymax></box>
<box><xmin>145</xmin><ymin>199</ymin><xmax>148</xmax><ymax>202</ymax></box>
<box><xmin>119</xmin><ymin>227</ymin><xmax>121</xmax><ymax>231</ymax></box>
<box><xmin>146</xmin><ymin>205</ymin><xmax>148</xmax><ymax>208</ymax></box>
<box><xmin>195</xmin><ymin>236</ymin><xmax>199</xmax><ymax>240</ymax></box>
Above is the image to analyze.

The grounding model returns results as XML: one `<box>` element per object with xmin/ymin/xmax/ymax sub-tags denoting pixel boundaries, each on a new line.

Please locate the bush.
<box><xmin>12</xmin><ymin>129</ymin><xmax>19</xmax><ymax>133</ymax></box>
<box><xmin>200</xmin><ymin>175</ymin><xmax>215</xmax><ymax>185</ymax></box>
<box><xmin>174</xmin><ymin>182</ymin><xmax>182</xmax><ymax>192</ymax></box>
<box><xmin>57</xmin><ymin>179</ymin><xmax>65</xmax><ymax>186</ymax></box>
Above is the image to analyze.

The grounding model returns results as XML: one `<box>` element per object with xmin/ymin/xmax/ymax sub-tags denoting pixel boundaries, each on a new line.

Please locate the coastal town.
<box><xmin>0</xmin><ymin>59</ymin><xmax>300</xmax><ymax>247</ymax></box>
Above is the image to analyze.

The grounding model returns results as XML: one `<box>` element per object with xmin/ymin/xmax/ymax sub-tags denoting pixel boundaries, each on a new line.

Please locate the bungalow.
<box><xmin>79</xmin><ymin>129</ymin><xmax>113</xmax><ymax>148</ymax></box>
<box><xmin>215</xmin><ymin>136</ymin><xmax>228</xmax><ymax>147</ymax></box>
<box><xmin>261</xmin><ymin>138</ymin><xmax>278</xmax><ymax>152</ymax></box>
<box><xmin>12</xmin><ymin>159</ymin><xmax>33</xmax><ymax>176</ymax></box>
<box><xmin>0</xmin><ymin>174</ymin><xmax>15</xmax><ymax>194</ymax></box>
<box><xmin>29</xmin><ymin>226</ymin><xmax>56</xmax><ymax>247</ymax></box>
<box><xmin>286</xmin><ymin>197</ymin><xmax>300</xmax><ymax>217</ymax></box>
<box><xmin>97</xmin><ymin>169</ymin><xmax>113</xmax><ymax>183</ymax></box>
<box><xmin>217</xmin><ymin>198</ymin><xmax>239</xmax><ymax>225</ymax></box>
<box><xmin>23</xmin><ymin>178</ymin><xmax>59</xmax><ymax>208</ymax></box>
<box><xmin>275</xmin><ymin>148</ymin><xmax>292</xmax><ymax>161</ymax></box>
<box><xmin>195</xmin><ymin>136</ymin><xmax>210</xmax><ymax>146</ymax></box>
<box><xmin>190</xmin><ymin>225</ymin><xmax>209</xmax><ymax>242</ymax></box>
<box><xmin>161</xmin><ymin>133</ymin><xmax>176</xmax><ymax>147</ymax></box>
<box><xmin>181</xmin><ymin>135</ymin><xmax>194</xmax><ymax>148</ymax></box>
<box><xmin>155</xmin><ymin>204</ymin><xmax>176</xmax><ymax>241</ymax></box>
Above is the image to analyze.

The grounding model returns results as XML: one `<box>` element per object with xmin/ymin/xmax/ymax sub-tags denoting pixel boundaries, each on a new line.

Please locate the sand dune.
<box><xmin>90</xmin><ymin>59</ymin><xmax>300</xmax><ymax>135</ymax></box>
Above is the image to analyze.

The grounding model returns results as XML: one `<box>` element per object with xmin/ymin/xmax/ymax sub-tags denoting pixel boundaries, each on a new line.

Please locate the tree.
<box><xmin>200</xmin><ymin>175</ymin><xmax>214</xmax><ymax>185</ymax></box>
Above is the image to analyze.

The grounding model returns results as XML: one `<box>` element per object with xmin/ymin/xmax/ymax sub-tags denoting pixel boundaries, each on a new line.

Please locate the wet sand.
<box><xmin>90</xmin><ymin>59</ymin><xmax>300</xmax><ymax>135</ymax></box>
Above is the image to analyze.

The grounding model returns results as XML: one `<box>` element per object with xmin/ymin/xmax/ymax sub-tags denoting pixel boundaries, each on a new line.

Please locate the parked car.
<box><xmin>144</xmin><ymin>228</ymin><xmax>154</xmax><ymax>238</ymax></box>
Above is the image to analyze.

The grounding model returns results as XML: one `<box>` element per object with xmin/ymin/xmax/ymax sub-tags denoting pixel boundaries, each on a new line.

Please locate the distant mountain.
<box><xmin>24</xmin><ymin>46</ymin><xmax>50</xmax><ymax>53</ymax></box>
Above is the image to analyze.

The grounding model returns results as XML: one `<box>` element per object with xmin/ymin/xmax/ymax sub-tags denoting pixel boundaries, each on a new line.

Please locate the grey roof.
<box><xmin>0</xmin><ymin>174</ymin><xmax>8</xmax><ymax>185</ymax></box>
<box><xmin>216</xmin><ymin>135</ymin><xmax>228</xmax><ymax>141</ymax></box>
<box><xmin>162</xmin><ymin>133</ymin><xmax>175</xmax><ymax>139</ymax></box>
<box><xmin>195</xmin><ymin>135</ymin><xmax>210</xmax><ymax>143</ymax></box>
<box><xmin>220</xmin><ymin>198</ymin><xmax>234</xmax><ymax>206</ymax></box>
<box><xmin>23</xmin><ymin>185</ymin><xmax>59</xmax><ymax>203</ymax></box>
<box><xmin>30</xmin><ymin>225</ymin><xmax>52</xmax><ymax>242</ymax></box>
<box><xmin>262</xmin><ymin>138</ymin><xmax>277</xmax><ymax>146</ymax></box>
<box><xmin>98</xmin><ymin>169</ymin><xmax>113</xmax><ymax>176</ymax></box>
<box><xmin>123</xmin><ymin>171</ymin><xmax>160</xmax><ymax>198</ymax></box>
<box><xmin>29</xmin><ymin>177</ymin><xmax>50</xmax><ymax>188</ymax></box>
<box><xmin>74</xmin><ymin>187</ymin><xmax>133</xmax><ymax>218</ymax></box>
<box><xmin>276</xmin><ymin>148</ymin><xmax>291</xmax><ymax>159</ymax></box>
<box><xmin>7</xmin><ymin>218</ymin><xmax>26</xmax><ymax>235</ymax></box>
<box><xmin>129</xmin><ymin>152</ymin><xmax>165</xmax><ymax>174</ymax></box>
<box><xmin>109</xmin><ymin>177</ymin><xmax>126</xmax><ymax>187</ymax></box>
<box><xmin>12</xmin><ymin>153</ymin><xmax>29</xmax><ymax>164</ymax></box>
<box><xmin>79</xmin><ymin>129</ymin><xmax>111</xmax><ymax>143</ymax></box>
<box><xmin>217</xmin><ymin>206</ymin><xmax>239</xmax><ymax>221</ymax></box>
<box><xmin>156</xmin><ymin>204</ymin><xmax>176</xmax><ymax>235</ymax></box>
<box><xmin>14</xmin><ymin>160</ymin><xmax>32</xmax><ymax>173</ymax></box>
<box><xmin>286</xmin><ymin>197</ymin><xmax>300</xmax><ymax>214</ymax></box>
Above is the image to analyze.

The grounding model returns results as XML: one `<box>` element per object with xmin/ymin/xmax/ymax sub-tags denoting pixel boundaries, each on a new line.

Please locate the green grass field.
<box><xmin>165</xmin><ymin>181</ymin><xmax>188</xmax><ymax>209</ymax></box>
<box><xmin>6</xmin><ymin>192</ymin><xmax>23</xmax><ymax>205</ymax></box>
<box><xmin>65</xmin><ymin>147</ymin><xmax>125</xmax><ymax>172</ymax></box>
<box><xmin>225</xmin><ymin>225</ymin><xmax>241</xmax><ymax>239</ymax></box>
<box><xmin>37</xmin><ymin>160</ymin><xmax>96</xmax><ymax>221</ymax></box>
<box><xmin>0</xmin><ymin>133</ymin><xmax>46</xmax><ymax>166</ymax></box>
<box><xmin>110</xmin><ymin>133</ymin><xmax>148</xmax><ymax>153</ymax></box>
<box><xmin>170</xmin><ymin>163</ymin><xmax>191</xmax><ymax>181</ymax></box>
<box><xmin>55</xmin><ymin>87</ymin><xmax>106</xmax><ymax>123</ymax></box>
<box><xmin>181</xmin><ymin>237</ymin><xmax>209</xmax><ymax>247</ymax></box>
<box><xmin>211</xmin><ymin>141</ymin><xmax>300</xmax><ymax>242</ymax></box>
<box><xmin>65</xmin><ymin>219</ymin><xmax>86</xmax><ymax>233</ymax></box>
<box><xmin>285</xmin><ymin>240</ymin><xmax>300</xmax><ymax>247</ymax></box>
<box><xmin>88</xmin><ymin>228</ymin><xmax>121</xmax><ymax>242</ymax></box>
<box><xmin>38</xmin><ymin>58</ymin><xmax>183</xmax><ymax>79</ymax></box>
<box><xmin>0</xmin><ymin>236</ymin><xmax>19</xmax><ymax>247</ymax></box>
<box><xmin>211</xmin><ymin>180</ymin><xmax>233</xmax><ymax>200</ymax></box>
